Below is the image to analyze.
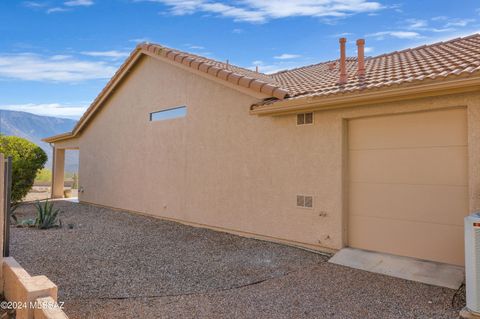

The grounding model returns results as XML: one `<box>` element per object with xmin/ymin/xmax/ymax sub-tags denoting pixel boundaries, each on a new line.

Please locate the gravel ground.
<box><xmin>11</xmin><ymin>201</ymin><xmax>462</xmax><ymax>319</ymax></box>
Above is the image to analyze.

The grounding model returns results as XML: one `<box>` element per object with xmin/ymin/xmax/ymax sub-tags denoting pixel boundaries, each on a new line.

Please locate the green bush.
<box><xmin>0</xmin><ymin>136</ymin><xmax>47</xmax><ymax>205</ymax></box>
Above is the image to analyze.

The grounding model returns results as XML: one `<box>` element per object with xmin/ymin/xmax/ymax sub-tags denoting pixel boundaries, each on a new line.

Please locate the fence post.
<box><xmin>3</xmin><ymin>156</ymin><xmax>12</xmax><ymax>257</ymax></box>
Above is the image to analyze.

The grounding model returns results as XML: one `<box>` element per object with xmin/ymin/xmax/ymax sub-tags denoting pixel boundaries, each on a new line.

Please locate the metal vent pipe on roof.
<box><xmin>357</xmin><ymin>39</ymin><xmax>366</xmax><ymax>76</ymax></box>
<box><xmin>339</xmin><ymin>38</ymin><xmax>347</xmax><ymax>84</ymax></box>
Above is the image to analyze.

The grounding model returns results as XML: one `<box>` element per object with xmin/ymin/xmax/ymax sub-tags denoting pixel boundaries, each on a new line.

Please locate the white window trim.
<box><xmin>150</xmin><ymin>105</ymin><xmax>187</xmax><ymax>122</ymax></box>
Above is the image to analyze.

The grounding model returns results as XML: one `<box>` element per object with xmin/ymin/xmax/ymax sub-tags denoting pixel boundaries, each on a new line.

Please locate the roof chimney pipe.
<box><xmin>356</xmin><ymin>39</ymin><xmax>365</xmax><ymax>77</ymax></box>
<box><xmin>339</xmin><ymin>38</ymin><xmax>347</xmax><ymax>84</ymax></box>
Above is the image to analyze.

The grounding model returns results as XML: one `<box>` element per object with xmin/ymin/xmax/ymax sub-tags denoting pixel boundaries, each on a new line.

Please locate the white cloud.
<box><xmin>364</xmin><ymin>46</ymin><xmax>374</xmax><ymax>53</ymax></box>
<box><xmin>406</xmin><ymin>18</ymin><xmax>427</xmax><ymax>29</ymax></box>
<box><xmin>145</xmin><ymin>0</ymin><xmax>383</xmax><ymax>23</ymax></box>
<box><xmin>129</xmin><ymin>37</ymin><xmax>151</xmax><ymax>43</ymax></box>
<box><xmin>81</xmin><ymin>50</ymin><xmax>130</xmax><ymax>59</ymax></box>
<box><xmin>330</xmin><ymin>32</ymin><xmax>353</xmax><ymax>37</ymax></box>
<box><xmin>232</xmin><ymin>28</ymin><xmax>244</xmax><ymax>34</ymax></box>
<box><xmin>444</xmin><ymin>18</ymin><xmax>475</xmax><ymax>28</ymax></box>
<box><xmin>47</xmin><ymin>7</ymin><xmax>70</xmax><ymax>13</ymax></box>
<box><xmin>22</xmin><ymin>1</ymin><xmax>47</xmax><ymax>8</ymax></box>
<box><xmin>404</xmin><ymin>18</ymin><xmax>453</xmax><ymax>33</ymax></box>
<box><xmin>367</xmin><ymin>31</ymin><xmax>423</xmax><ymax>40</ymax></box>
<box><xmin>274</xmin><ymin>53</ymin><xmax>302</xmax><ymax>60</ymax></box>
<box><xmin>424</xmin><ymin>16</ymin><xmax>474</xmax><ymax>30</ymax></box>
<box><xmin>64</xmin><ymin>0</ymin><xmax>94</xmax><ymax>6</ymax></box>
<box><xmin>249</xmin><ymin>60</ymin><xmax>305</xmax><ymax>74</ymax></box>
<box><xmin>0</xmin><ymin>103</ymin><xmax>87</xmax><ymax>119</ymax></box>
<box><xmin>187</xmin><ymin>45</ymin><xmax>205</xmax><ymax>50</ymax></box>
<box><xmin>0</xmin><ymin>53</ymin><xmax>117</xmax><ymax>82</ymax></box>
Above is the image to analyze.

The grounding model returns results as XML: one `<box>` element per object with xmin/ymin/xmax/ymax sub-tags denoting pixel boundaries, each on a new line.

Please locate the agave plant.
<box><xmin>34</xmin><ymin>200</ymin><xmax>61</xmax><ymax>229</ymax></box>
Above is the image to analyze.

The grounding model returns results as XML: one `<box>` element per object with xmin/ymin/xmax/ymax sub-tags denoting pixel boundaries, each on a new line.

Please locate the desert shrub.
<box><xmin>34</xmin><ymin>200</ymin><xmax>61</xmax><ymax>229</ymax></box>
<box><xmin>0</xmin><ymin>136</ymin><xmax>47</xmax><ymax>207</ymax></box>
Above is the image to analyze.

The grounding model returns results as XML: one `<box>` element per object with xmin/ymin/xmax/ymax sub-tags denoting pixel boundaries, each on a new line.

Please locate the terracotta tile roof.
<box><xmin>142</xmin><ymin>34</ymin><xmax>480</xmax><ymax>108</ymax></box>
<box><xmin>254</xmin><ymin>33</ymin><xmax>480</xmax><ymax>107</ymax></box>
<box><xmin>139</xmin><ymin>43</ymin><xmax>289</xmax><ymax>99</ymax></box>
<box><xmin>43</xmin><ymin>33</ymin><xmax>480</xmax><ymax>143</ymax></box>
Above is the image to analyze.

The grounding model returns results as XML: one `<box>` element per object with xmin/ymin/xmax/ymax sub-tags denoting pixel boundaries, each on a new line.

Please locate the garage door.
<box><xmin>348</xmin><ymin>108</ymin><xmax>468</xmax><ymax>266</ymax></box>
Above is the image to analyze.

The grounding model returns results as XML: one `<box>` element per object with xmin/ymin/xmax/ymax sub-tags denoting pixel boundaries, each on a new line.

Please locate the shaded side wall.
<box><xmin>75</xmin><ymin>55</ymin><xmax>480</xmax><ymax>251</ymax></box>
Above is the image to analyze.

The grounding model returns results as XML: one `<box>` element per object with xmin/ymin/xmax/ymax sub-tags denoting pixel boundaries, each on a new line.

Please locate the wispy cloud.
<box><xmin>187</xmin><ymin>45</ymin><xmax>205</xmax><ymax>50</ymax></box>
<box><xmin>274</xmin><ymin>53</ymin><xmax>302</xmax><ymax>60</ymax></box>
<box><xmin>64</xmin><ymin>0</ymin><xmax>94</xmax><ymax>6</ymax></box>
<box><xmin>444</xmin><ymin>18</ymin><xmax>475</xmax><ymax>28</ymax></box>
<box><xmin>405</xmin><ymin>18</ymin><xmax>427</xmax><ymax>29</ymax></box>
<box><xmin>22</xmin><ymin>1</ymin><xmax>47</xmax><ymax>8</ymax></box>
<box><xmin>47</xmin><ymin>7</ymin><xmax>70</xmax><ymax>13</ymax></box>
<box><xmin>81</xmin><ymin>50</ymin><xmax>130</xmax><ymax>59</ymax></box>
<box><xmin>367</xmin><ymin>31</ymin><xmax>423</xmax><ymax>40</ymax></box>
<box><xmin>431</xmin><ymin>16</ymin><xmax>474</xmax><ymax>27</ymax></box>
<box><xmin>330</xmin><ymin>32</ymin><xmax>354</xmax><ymax>37</ymax></box>
<box><xmin>24</xmin><ymin>0</ymin><xmax>94</xmax><ymax>13</ymax></box>
<box><xmin>0</xmin><ymin>103</ymin><xmax>87</xmax><ymax>119</ymax></box>
<box><xmin>0</xmin><ymin>53</ymin><xmax>117</xmax><ymax>82</ymax></box>
<box><xmin>248</xmin><ymin>60</ymin><xmax>305</xmax><ymax>74</ymax></box>
<box><xmin>142</xmin><ymin>0</ymin><xmax>383</xmax><ymax>23</ymax></box>
<box><xmin>404</xmin><ymin>18</ymin><xmax>451</xmax><ymax>33</ymax></box>
<box><xmin>129</xmin><ymin>37</ymin><xmax>151</xmax><ymax>43</ymax></box>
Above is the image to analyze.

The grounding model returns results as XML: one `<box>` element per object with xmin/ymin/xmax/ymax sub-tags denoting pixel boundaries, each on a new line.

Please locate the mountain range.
<box><xmin>0</xmin><ymin>110</ymin><xmax>78</xmax><ymax>172</ymax></box>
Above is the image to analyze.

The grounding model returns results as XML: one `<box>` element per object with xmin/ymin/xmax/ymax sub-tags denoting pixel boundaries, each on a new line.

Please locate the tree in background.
<box><xmin>0</xmin><ymin>136</ymin><xmax>47</xmax><ymax>214</ymax></box>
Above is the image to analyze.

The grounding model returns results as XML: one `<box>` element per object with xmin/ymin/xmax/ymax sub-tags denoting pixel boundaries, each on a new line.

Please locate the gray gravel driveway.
<box><xmin>11</xmin><ymin>201</ymin><xmax>461</xmax><ymax>318</ymax></box>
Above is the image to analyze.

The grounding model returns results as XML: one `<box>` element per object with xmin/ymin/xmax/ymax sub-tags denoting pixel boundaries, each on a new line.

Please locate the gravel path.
<box><xmin>11</xmin><ymin>201</ymin><xmax>461</xmax><ymax>318</ymax></box>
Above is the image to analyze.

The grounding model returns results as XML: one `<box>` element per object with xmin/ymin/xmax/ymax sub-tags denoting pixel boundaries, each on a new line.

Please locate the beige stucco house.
<box><xmin>44</xmin><ymin>33</ymin><xmax>480</xmax><ymax>267</ymax></box>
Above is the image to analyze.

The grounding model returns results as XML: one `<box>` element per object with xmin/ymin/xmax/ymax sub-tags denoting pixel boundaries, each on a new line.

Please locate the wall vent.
<box><xmin>297</xmin><ymin>195</ymin><xmax>313</xmax><ymax>208</ymax></box>
<box><xmin>297</xmin><ymin>112</ymin><xmax>314</xmax><ymax>125</ymax></box>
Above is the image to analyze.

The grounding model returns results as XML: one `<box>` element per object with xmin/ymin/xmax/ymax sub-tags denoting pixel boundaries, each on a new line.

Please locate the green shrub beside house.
<box><xmin>0</xmin><ymin>135</ymin><xmax>47</xmax><ymax>209</ymax></box>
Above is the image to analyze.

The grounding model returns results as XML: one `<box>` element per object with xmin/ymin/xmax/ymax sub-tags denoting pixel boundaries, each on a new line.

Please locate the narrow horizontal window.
<box><xmin>150</xmin><ymin>106</ymin><xmax>187</xmax><ymax>121</ymax></box>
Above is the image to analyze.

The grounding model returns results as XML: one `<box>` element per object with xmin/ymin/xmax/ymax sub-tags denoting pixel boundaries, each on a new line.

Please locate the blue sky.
<box><xmin>1</xmin><ymin>0</ymin><xmax>479</xmax><ymax>119</ymax></box>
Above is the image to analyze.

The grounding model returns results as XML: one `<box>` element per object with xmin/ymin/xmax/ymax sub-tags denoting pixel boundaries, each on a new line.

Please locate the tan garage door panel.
<box><xmin>349</xmin><ymin>108</ymin><xmax>467</xmax><ymax>149</ymax></box>
<box><xmin>348</xmin><ymin>108</ymin><xmax>468</xmax><ymax>266</ymax></box>
<box><xmin>349</xmin><ymin>215</ymin><xmax>464</xmax><ymax>266</ymax></box>
<box><xmin>349</xmin><ymin>183</ymin><xmax>468</xmax><ymax>226</ymax></box>
<box><xmin>350</xmin><ymin>147</ymin><xmax>468</xmax><ymax>186</ymax></box>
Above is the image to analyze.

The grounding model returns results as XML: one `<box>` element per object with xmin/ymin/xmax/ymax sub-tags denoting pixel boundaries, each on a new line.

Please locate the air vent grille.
<box><xmin>297</xmin><ymin>195</ymin><xmax>313</xmax><ymax>208</ymax></box>
<box><xmin>297</xmin><ymin>112</ymin><xmax>314</xmax><ymax>125</ymax></box>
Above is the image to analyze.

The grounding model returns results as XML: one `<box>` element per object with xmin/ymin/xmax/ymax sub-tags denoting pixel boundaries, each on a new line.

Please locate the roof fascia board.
<box><xmin>141</xmin><ymin>50</ymin><xmax>271</xmax><ymax>100</ymax></box>
<box><xmin>250</xmin><ymin>75</ymin><xmax>480</xmax><ymax>116</ymax></box>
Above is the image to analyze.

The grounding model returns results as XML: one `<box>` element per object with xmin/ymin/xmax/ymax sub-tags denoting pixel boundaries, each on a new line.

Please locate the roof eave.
<box><xmin>250</xmin><ymin>74</ymin><xmax>480</xmax><ymax>116</ymax></box>
<box><xmin>42</xmin><ymin>132</ymin><xmax>75</xmax><ymax>143</ymax></box>
<box><xmin>44</xmin><ymin>43</ymin><xmax>288</xmax><ymax>144</ymax></box>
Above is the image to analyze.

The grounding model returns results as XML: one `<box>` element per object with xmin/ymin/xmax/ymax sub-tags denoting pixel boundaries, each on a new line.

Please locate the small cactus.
<box><xmin>34</xmin><ymin>200</ymin><xmax>61</xmax><ymax>229</ymax></box>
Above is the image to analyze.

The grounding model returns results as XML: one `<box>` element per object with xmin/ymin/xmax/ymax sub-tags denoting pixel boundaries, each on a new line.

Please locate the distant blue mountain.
<box><xmin>0</xmin><ymin>110</ymin><xmax>78</xmax><ymax>172</ymax></box>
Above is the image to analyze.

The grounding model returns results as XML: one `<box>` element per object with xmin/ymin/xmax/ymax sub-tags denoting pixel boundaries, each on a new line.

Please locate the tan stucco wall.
<box><xmin>72</xmin><ymin>54</ymin><xmax>480</xmax><ymax>252</ymax></box>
